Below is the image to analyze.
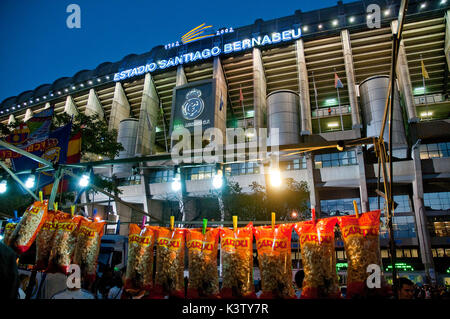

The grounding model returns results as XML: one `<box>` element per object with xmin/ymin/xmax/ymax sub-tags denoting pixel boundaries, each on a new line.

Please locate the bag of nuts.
<box><xmin>35</xmin><ymin>211</ymin><xmax>58</xmax><ymax>270</ymax></box>
<box><xmin>9</xmin><ymin>200</ymin><xmax>49</xmax><ymax>254</ymax></box>
<box><xmin>294</xmin><ymin>217</ymin><xmax>341</xmax><ymax>299</ymax></box>
<box><xmin>47</xmin><ymin>213</ymin><xmax>83</xmax><ymax>274</ymax></box>
<box><xmin>186</xmin><ymin>228</ymin><xmax>220</xmax><ymax>298</ymax></box>
<box><xmin>153</xmin><ymin>227</ymin><xmax>186</xmax><ymax>298</ymax></box>
<box><xmin>2</xmin><ymin>221</ymin><xmax>18</xmax><ymax>247</ymax></box>
<box><xmin>220</xmin><ymin>223</ymin><xmax>255</xmax><ymax>298</ymax></box>
<box><xmin>337</xmin><ymin>210</ymin><xmax>384</xmax><ymax>298</ymax></box>
<box><xmin>72</xmin><ymin>218</ymin><xmax>106</xmax><ymax>284</ymax></box>
<box><xmin>125</xmin><ymin>224</ymin><xmax>156</xmax><ymax>294</ymax></box>
<box><xmin>254</xmin><ymin>224</ymin><xmax>295</xmax><ymax>299</ymax></box>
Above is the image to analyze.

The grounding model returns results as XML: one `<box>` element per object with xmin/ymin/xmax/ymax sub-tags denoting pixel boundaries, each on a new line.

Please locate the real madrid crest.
<box><xmin>181</xmin><ymin>88</ymin><xmax>204</xmax><ymax>120</ymax></box>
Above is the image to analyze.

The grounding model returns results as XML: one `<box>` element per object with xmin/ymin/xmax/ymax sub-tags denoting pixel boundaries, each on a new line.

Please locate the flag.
<box><xmin>0</xmin><ymin>108</ymin><xmax>54</xmax><ymax>159</ymax></box>
<box><xmin>43</xmin><ymin>131</ymin><xmax>82</xmax><ymax>195</ymax></box>
<box><xmin>334</xmin><ymin>72</ymin><xmax>344</xmax><ymax>89</ymax></box>
<box><xmin>421</xmin><ymin>60</ymin><xmax>429</xmax><ymax>79</ymax></box>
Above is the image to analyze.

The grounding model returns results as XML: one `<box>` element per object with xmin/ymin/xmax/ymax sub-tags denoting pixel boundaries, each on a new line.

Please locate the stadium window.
<box><xmin>411</xmin><ymin>249</ymin><xmax>418</xmax><ymax>258</ymax></box>
<box><xmin>419</xmin><ymin>143</ymin><xmax>450</xmax><ymax>159</ymax></box>
<box><xmin>424</xmin><ymin>192</ymin><xmax>450</xmax><ymax>211</ymax></box>
<box><xmin>314</xmin><ymin>150</ymin><xmax>357</xmax><ymax>168</ymax></box>
<box><xmin>381</xmin><ymin>250</ymin><xmax>389</xmax><ymax>258</ymax></box>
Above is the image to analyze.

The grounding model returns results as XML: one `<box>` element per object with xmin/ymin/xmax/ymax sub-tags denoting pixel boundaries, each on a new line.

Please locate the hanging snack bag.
<box><xmin>2</xmin><ymin>221</ymin><xmax>18</xmax><ymax>247</ymax></box>
<box><xmin>254</xmin><ymin>224</ymin><xmax>295</xmax><ymax>299</ymax></box>
<box><xmin>154</xmin><ymin>227</ymin><xmax>186</xmax><ymax>298</ymax></box>
<box><xmin>47</xmin><ymin>213</ymin><xmax>83</xmax><ymax>274</ymax></box>
<box><xmin>220</xmin><ymin>223</ymin><xmax>255</xmax><ymax>298</ymax></box>
<box><xmin>337</xmin><ymin>209</ymin><xmax>383</xmax><ymax>298</ymax></box>
<box><xmin>186</xmin><ymin>228</ymin><xmax>220</xmax><ymax>298</ymax></box>
<box><xmin>294</xmin><ymin>217</ymin><xmax>341</xmax><ymax>299</ymax></box>
<box><xmin>125</xmin><ymin>224</ymin><xmax>156</xmax><ymax>293</ymax></box>
<box><xmin>35</xmin><ymin>211</ymin><xmax>58</xmax><ymax>270</ymax></box>
<box><xmin>72</xmin><ymin>218</ymin><xmax>106</xmax><ymax>284</ymax></box>
<box><xmin>9</xmin><ymin>200</ymin><xmax>49</xmax><ymax>254</ymax></box>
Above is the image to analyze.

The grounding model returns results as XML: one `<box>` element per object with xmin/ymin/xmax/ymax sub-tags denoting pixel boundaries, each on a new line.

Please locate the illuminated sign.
<box><xmin>114</xmin><ymin>28</ymin><xmax>302</xmax><ymax>82</ymax></box>
<box><xmin>181</xmin><ymin>23</ymin><xmax>215</xmax><ymax>44</ymax></box>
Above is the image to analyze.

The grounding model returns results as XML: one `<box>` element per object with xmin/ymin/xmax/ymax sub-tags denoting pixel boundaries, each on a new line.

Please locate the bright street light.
<box><xmin>0</xmin><ymin>180</ymin><xmax>7</xmax><ymax>193</ymax></box>
<box><xmin>25</xmin><ymin>175</ymin><xmax>35</xmax><ymax>189</ymax></box>
<box><xmin>172</xmin><ymin>174</ymin><xmax>181</xmax><ymax>191</ymax></box>
<box><xmin>79</xmin><ymin>173</ymin><xmax>90</xmax><ymax>187</ymax></box>
<box><xmin>269</xmin><ymin>168</ymin><xmax>282</xmax><ymax>187</ymax></box>
<box><xmin>212</xmin><ymin>170</ymin><xmax>223</xmax><ymax>189</ymax></box>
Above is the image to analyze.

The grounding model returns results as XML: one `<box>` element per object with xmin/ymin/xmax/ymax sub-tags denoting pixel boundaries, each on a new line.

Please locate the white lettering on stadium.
<box><xmin>114</xmin><ymin>28</ymin><xmax>301</xmax><ymax>81</ymax></box>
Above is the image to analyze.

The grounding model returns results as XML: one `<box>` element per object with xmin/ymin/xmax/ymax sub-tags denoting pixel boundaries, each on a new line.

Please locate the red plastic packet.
<box><xmin>186</xmin><ymin>228</ymin><xmax>220</xmax><ymax>298</ymax></box>
<box><xmin>253</xmin><ymin>224</ymin><xmax>295</xmax><ymax>299</ymax></box>
<box><xmin>72</xmin><ymin>218</ymin><xmax>106</xmax><ymax>284</ymax></box>
<box><xmin>294</xmin><ymin>217</ymin><xmax>341</xmax><ymax>299</ymax></box>
<box><xmin>337</xmin><ymin>210</ymin><xmax>384</xmax><ymax>298</ymax></box>
<box><xmin>35</xmin><ymin>211</ymin><xmax>57</xmax><ymax>270</ymax></box>
<box><xmin>153</xmin><ymin>227</ymin><xmax>186</xmax><ymax>298</ymax></box>
<box><xmin>9</xmin><ymin>200</ymin><xmax>49</xmax><ymax>254</ymax></box>
<box><xmin>125</xmin><ymin>224</ymin><xmax>156</xmax><ymax>294</ymax></box>
<box><xmin>220</xmin><ymin>223</ymin><xmax>255</xmax><ymax>299</ymax></box>
<box><xmin>47</xmin><ymin>214</ymin><xmax>83</xmax><ymax>274</ymax></box>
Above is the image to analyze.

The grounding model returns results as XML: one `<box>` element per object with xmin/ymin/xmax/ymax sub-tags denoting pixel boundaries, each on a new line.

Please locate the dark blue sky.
<box><xmin>0</xmin><ymin>0</ymin><xmax>353</xmax><ymax>102</ymax></box>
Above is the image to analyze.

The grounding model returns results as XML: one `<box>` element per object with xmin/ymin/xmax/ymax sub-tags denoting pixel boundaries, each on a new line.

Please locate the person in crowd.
<box><xmin>255</xmin><ymin>280</ymin><xmax>262</xmax><ymax>298</ymax></box>
<box><xmin>397</xmin><ymin>277</ymin><xmax>415</xmax><ymax>299</ymax></box>
<box><xmin>93</xmin><ymin>265</ymin><xmax>114</xmax><ymax>299</ymax></box>
<box><xmin>0</xmin><ymin>242</ymin><xmax>20</xmax><ymax>299</ymax></box>
<box><xmin>107</xmin><ymin>269</ymin><xmax>125</xmax><ymax>299</ymax></box>
<box><xmin>294</xmin><ymin>269</ymin><xmax>304</xmax><ymax>299</ymax></box>
<box><xmin>50</xmin><ymin>277</ymin><xmax>95</xmax><ymax>299</ymax></box>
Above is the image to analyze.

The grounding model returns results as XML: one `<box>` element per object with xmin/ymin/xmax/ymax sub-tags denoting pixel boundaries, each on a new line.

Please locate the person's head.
<box><xmin>398</xmin><ymin>278</ymin><xmax>415</xmax><ymax>299</ymax></box>
<box><xmin>294</xmin><ymin>270</ymin><xmax>304</xmax><ymax>289</ymax></box>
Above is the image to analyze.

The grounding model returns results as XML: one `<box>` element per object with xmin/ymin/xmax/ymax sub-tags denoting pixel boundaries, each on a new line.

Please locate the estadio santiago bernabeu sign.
<box><xmin>170</xmin><ymin>79</ymin><xmax>216</xmax><ymax>135</ymax></box>
<box><xmin>113</xmin><ymin>28</ymin><xmax>302</xmax><ymax>82</ymax></box>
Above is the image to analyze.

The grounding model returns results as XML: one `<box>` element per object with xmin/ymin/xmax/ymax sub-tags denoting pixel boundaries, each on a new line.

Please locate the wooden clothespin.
<box><xmin>233</xmin><ymin>216</ymin><xmax>238</xmax><ymax>233</ymax></box>
<box><xmin>170</xmin><ymin>216</ymin><xmax>174</xmax><ymax>231</ymax></box>
<box><xmin>271</xmin><ymin>212</ymin><xmax>276</xmax><ymax>231</ymax></box>
<box><xmin>353</xmin><ymin>200</ymin><xmax>360</xmax><ymax>218</ymax></box>
<box><xmin>39</xmin><ymin>191</ymin><xmax>43</xmax><ymax>203</ymax></box>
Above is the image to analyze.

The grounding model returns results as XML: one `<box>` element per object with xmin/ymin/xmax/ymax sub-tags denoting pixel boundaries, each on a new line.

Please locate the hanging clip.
<box><xmin>39</xmin><ymin>191</ymin><xmax>43</xmax><ymax>203</ymax></box>
<box><xmin>141</xmin><ymin>216</ymin><xmax>147</xmax><ymax>229</ymax></box>
<box><xmin>71</xmin><ymin>205</ymin><xmax>75</xmax><ymax>218</ymax></box>
<box><xmin>233</xmin><ymin>216</ymin><xmax>238</xmax><ymax>233</ymax></box>
<box><xmin>203</xmin><ymin>219</ymin><xmax>208</xmax><ymax>235</ymax></box>
<box><xmin>54</xmin><ymin>202</ymin><xmax>58</xmax><ymax>212</ymax></box>
<box><xmin>353</xmin><ymin>200</ymin><xmax>359</xmax><ymax>218</ymax></box>
<box><xmin>271</xmin><ymin>212</ymin><xmax>276</xmax><ymax>231</ymax></box>
<box><xmin>312</xmin><ymin>208</ymin><xmax>316</xmax><ymax>225</ymax></box>
<box><xmin>170</xmin><ymin>216</ymin><xmax>174</xmax><ymax>231</ymax></box>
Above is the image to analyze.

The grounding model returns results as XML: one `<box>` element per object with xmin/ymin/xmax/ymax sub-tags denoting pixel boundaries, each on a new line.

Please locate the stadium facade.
<box><xmin>1</xmin><ymin>0</ymin><xmax>450</xmax><ymax>284</ymax></box>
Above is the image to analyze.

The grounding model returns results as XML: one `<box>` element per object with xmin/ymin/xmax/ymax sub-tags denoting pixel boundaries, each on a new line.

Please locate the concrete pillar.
<box><xmin>176</xmin><ymin>65</ymin><xmax>188</xmax><ymax>86</ymax></box>
<box><xmin>113</xmin><ymin>201</ymin><xmax>133</xmax><ymax>237</ymax></box>
<box><xmin>213</xmin><ymin>57</ymin><xmax>228</xmax><ymax>140</ymax></box>
<box><xmin>85</xmin><ymin>88</ymin><xmax>104</xmax><ymax>119</ymax></box>
<box><xmin>108</xmin><ymin>82</ymin><xmax>131</xmax><ymax>132</ymax></box>
<box><xmin>8</xmin><ymin>114</ymin><xmax>16</xmax><ymax>125</ymax></box>
<box><xmin>412</xmin><ymin>144</ymin><xmax>436</xmax><ymax>284</ymax></box>
<box><xmin>135</xmin><ymin>73</ymin><xmax>160</xmax><ymax>156</ymax></box>
<box><xmin>64</xmin><ymin>95</ymin><xmax>79</xmax><ymax>116</ymax></box>
<box><xmin>252</xmin><ymin>48</ymin><xmax>267</xmax><ymax>129</ymax></box>
<box><xmin>295</xmin><ymin>39</ymin><xmax>312</xmax><ymax>134</ymax></box>
<box><xmin>24</xmin><ymin>109</ymin><xmax>34</xmax><ymax>122</ymax></box>
<box><xmin>356</xmin><ymin>146</ymin><xmax>369</xmax><ymax>212</ymax></box>
<box><xmin>341</xmin><ymin>30</ymin><xmax>362</xmax><ymax>129</ymax></box>
<box><xmin>305</xmin><ymin>152</ymin><xmax>321</xmax><ymax>216</ymax></box>
<box><xmin>391</xmin><ymin>20</ymin><xmax>419</xmax><ymax>123</ymax></box>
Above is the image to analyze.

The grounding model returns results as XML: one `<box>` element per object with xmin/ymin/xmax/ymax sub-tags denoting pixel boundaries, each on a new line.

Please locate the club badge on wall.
<box><xmin>181</xmin><ymin>89</ymin><xmax>205</xmax><ymax>120</ymax></box>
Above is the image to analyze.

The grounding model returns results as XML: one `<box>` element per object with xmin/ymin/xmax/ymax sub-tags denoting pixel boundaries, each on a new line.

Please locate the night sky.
<box><xmin>0</xmin><ymin>0</ymin><xmax>354</xmax><ymax>102</ymax></box>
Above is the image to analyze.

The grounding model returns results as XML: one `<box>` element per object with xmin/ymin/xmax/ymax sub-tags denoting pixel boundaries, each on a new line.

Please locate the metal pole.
<box><xmin>312</xmin><ymin>71</ymin><xmax>321</xmax><ymax>134</ymax></box>
<box><xmin>0</xmin><ymin>161</ymin><xmax>39</xmax><ymax>201</ymax></box>
<box><xmin>337</xmin><ymin>87</ymin><xmax>344</xmax><ymax>131</ymax></box>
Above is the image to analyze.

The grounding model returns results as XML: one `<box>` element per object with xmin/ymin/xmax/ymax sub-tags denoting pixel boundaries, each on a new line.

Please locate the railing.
<box><xmin>311</xmin><ymin>105</ymin><xmax>351</xmax><ymax>118</ymax></box>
